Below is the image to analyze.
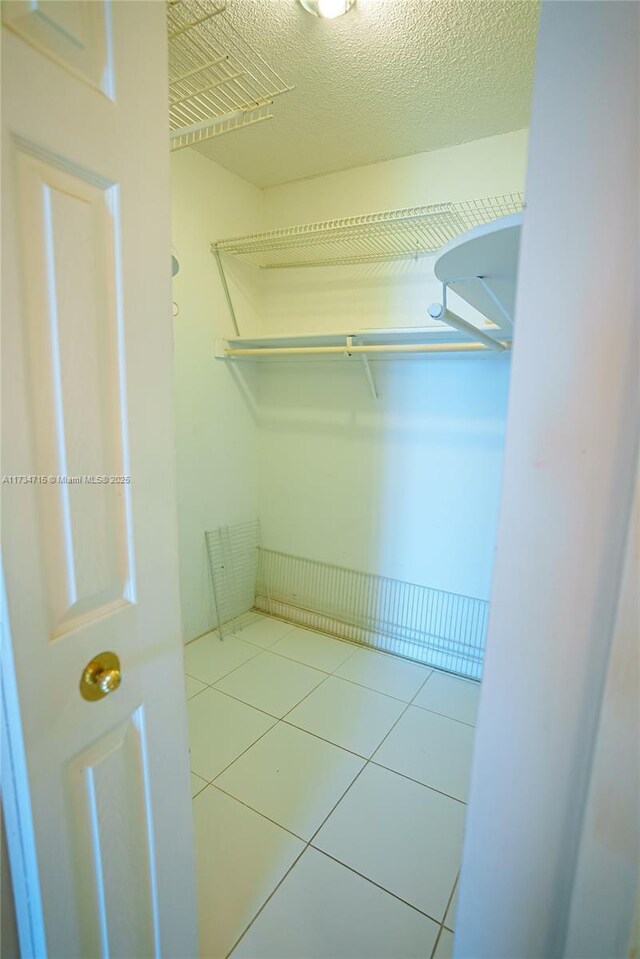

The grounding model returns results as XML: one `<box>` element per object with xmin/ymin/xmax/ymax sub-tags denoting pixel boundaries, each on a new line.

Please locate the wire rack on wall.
<box><xmin>167</xmin><ymin>0</ymin><xmax>293</xmax><ymax>151</ymax></box>
<box><xmin>204</xmin><ymin>520</ymin><xmax>488</xmax><ymax>678</ymax></box>
<box><xmin>212</xmin><ymin>193</ymin><xmax>524</xmax><ymax>268</ymax></box>
<box><xmin>205</xmin><ymin>521</ymin><xmax>263</xmax><ymax>639</ymax></box>
<box><xmin>256</xmin><ymin>548</ymin><xmax>488</xmax><ymax>679</ymax></box>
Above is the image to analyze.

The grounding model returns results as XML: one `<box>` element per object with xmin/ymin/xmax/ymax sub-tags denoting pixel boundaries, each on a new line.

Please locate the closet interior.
<box><xmin>169</xmin><ymin>1</ymin><xmax>538</xmax><ymax>956</ymax></box>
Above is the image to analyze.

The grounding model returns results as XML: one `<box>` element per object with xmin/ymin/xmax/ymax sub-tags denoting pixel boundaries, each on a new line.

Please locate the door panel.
<box><xmin>2</xmin><ymin>0</ymin><xmax>113</xmax><ymax>95</ymax></box>
<box><xmin>15</xmin><ymin>145</ymin><xmax>133</xmax><ymax>638</ymax></box>
<box><xmin>1</xmin><ymin>3</ymin><xmax>197</xmax><ymax>956</ymax></box>
<box><xmin>70</xmin><ymin>712</ymin><xmax>155</xmax><ymax>958</ymax></box>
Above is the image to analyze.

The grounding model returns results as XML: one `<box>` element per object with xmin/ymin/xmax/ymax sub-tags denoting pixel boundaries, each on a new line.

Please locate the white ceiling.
<box><xmin>194</xmin><ymin>0</ymin><xmax>540</xmax><ymax>188</ymax></box>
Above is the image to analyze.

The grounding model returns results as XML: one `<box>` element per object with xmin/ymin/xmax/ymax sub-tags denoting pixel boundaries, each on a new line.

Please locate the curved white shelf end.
<box><xmin>434</xmin><ymin>213</ymin><xmax>522</xmax><ymax>335</ymax></box>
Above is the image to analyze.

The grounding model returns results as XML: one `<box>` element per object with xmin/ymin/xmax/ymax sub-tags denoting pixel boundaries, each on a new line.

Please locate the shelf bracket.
<box><xmin>212</xmin><ymin>246</ymin><xmax>241</xmax><ymax>337</ymax></box>
<box><xmin>475</xmin><ymin>277</ymin><xmax>514</xmax><ymax>330</ymax></box>
<box><xmin>361</xmin><ymin>353</ymin><xmax>379</xmax><ymax>401</ymax></box>
<box><xmin>346</xmin><ymin>336</ymin><xmax>378</xmax><ymax>400</ymax></box>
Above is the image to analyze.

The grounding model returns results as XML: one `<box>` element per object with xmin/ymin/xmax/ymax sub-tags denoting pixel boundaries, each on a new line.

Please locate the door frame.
<box><xmin>455</xmin><ymin>2</ymin><xmax>640</xmax><ymax>957</ymax></box>
<box><xmin>1</xmin><ymin>565</ymin><xmax>47</xmax><ymax>958</ymax></box>
<box><xmin>3</xmin><ymin>2</ymin><xmax>638</xmax><ymax>957</ymax></box>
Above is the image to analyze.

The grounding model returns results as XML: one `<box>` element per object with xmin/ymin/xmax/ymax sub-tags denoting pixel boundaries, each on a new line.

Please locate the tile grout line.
<box><xmin>195</xmin><ymin>683</ymin><xmax>282</xmax><ymax>721</ymax></box>
<box><xmin>224</xmin><ymin>807</ymin><xmax>447</xmax><ymax>959</ymax></box>
<box><xmin>197</xmin><ymin>672</ymin><xmax>337</xmax><ymax>785</ymax></box>
<box><xmin>188</xmin><ymin>619</ymin><xmax>471</xmax><ymax>708</ymax></box>
<box><xmin>226</xmin><ymin>663</ymin><xmax>440</xmax><ymax>956</ymax></box>
<box><xmin>223</xmin><ymin>847</ymin><xmax>307</xmax><ymax>958</ymax></box>
<box><xmin>251</xmin><ymin>615</ymin><xmax>476</xmax><ymax>679</ymax></box>
<box><xmin>192</xmin><ymin>715</ymin><xmax>469</xmax><ymax>808</ymax></box>
<box><xmin>251</xmin><ymin>626</ymin><xmax>433</xmax><ymax>692</ymax></box>
<box><xmin>430</xmin><ymin>873</ymin><xmax>459</xmax><ymax>959</ymax></box>
<box><xmin>327</xmin><ymin>669</ymin><xmax>433</xmax><ymax>704</ymax></box>
<box><xmin>200</xmin><ymin>647</ymin><xmax>331</xmax><ymax>708</ymax></box>
<box><xmin>208</xmin><ymin>781</ymin><xmax>307</xmax><ymax>843</ymax></box>
<box><xmin>192</xmin><ymin>623</ymin><xmax>431</xmax><ymax>744</ymax></box>
<box><xmin>278</xmin><ymin>672</ymin><xmax>333</xmax><ymax>722</ymax></box>
<box><xmin>223</xmin><ymin>637</ymin><xmax>379</xmax><ymax>957</ymax></box>
<box><xmin>184</xmin><ymin>615</ymin><xmax>303</xmax><ymax>680</ymax></box>
<box><xmin>187</xmin><ymin>669</ymin><xmax>476</xmax><ymax>736</ymax></box>
<box><xmin>183</xmin><ymin>613</ymin><xmax>296</xmax><ymax>651</ymax></box>
<box><xmin>226</xmin><ymin>649</ymin><xmax>432</xmax><ymax>704</ymax></box>
<box><xmin>192</xmin><ymin>614</ymin><xmax>446</xmax><ymax>682</ymax></box>
<box><xmin>197</xmin><ymin>630</ymin><xmax>440</xmax><ymax>777</ymax></box>
<box><xmin>190</xmin><ymin>645</ymin><xmax>354</xmax><ymax>787</ymax></box>
<box><xmin>364</xmin><ymin>657</ymin><xmax>435</xmax><ymax>758</ymax></box>
<box><xmin>191</xmin><ymin>661</ymin><xmax>441</xmax><ymax>710</ymax></box>
<box><xmin>223</xmin><ymin>623</ymin><xmax>387</xmax><ymax>683</ymax></box>
<box><xmin>223</xmin><ymin>755</ymin><xmax>370</xmax><ymax>959</ymax></box>
<box><xmin>190</xmin><ymin>779</ymin><xmax>208</xmax><ymax>799</ymax></box>
<box><xmin>198</xmin><ymin>695</ymin><xmax>468</xmax><ymax>805</ymax></box>
<box><xmin>185</xmin><ymin>644</ymin><xmax>262</xmax><ymax>688</ymax></box>
<box><xmin>366</xmin><ymin>759</ymin><xmax>468</xmax><ymax>805</ymax></box>
<box><xmin>200</xmin><ymin>647</ymin><xmax>354</xmax><ymax>807</ymax></box>
<box><xmin>184</xmin><ymin>683</ymin><xmax>209</xmax><ymax>704</ymax></box>
<box><xmin>411</xmin><ymin>704</ymin><xmax>477</xmax><ymax>728</ymax></box>
<box><xmin>188</xmin><ymin>620</ymin><xmax>468</xmax><ymax>956</ymax></box>
<box><xmin>193</xmin><ymin>710</ymin><xmax>280</xmax><ymax>786</ymax></box>
<box><xmin>189</xmin><ymin>646</ymin><xmax>471</xmax><ymax>804</ymax></box>
<box><xmin>280</xmin><ymin>718</ymin><xmax>384</xmax><ymax>762</ymax></box>
<box><xmin>188</xmin><ymin>612</ymin><xmax>481</xmax><ymax>684</ymax></box>
<box><xmin>307</xmin><ymin>846</ymin><xmax>445</xmax><ymax>926</ymax></box>
<box><xmin>445</xmin><ymin>871</ymin><xmax>459</xmax><ymax>927</ymax></box>
<box><xmin>188</xmin><ymin>670</ymin><xmax>441</xmax><ymax>714</ymax></box>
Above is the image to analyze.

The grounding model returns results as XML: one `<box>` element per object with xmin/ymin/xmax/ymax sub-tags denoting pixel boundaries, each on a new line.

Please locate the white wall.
<box><xmin>170</xmin><ymin>149</ymin><xmax>262</xmax><ymax>641</ymax></box>
<box><xmin>171</xmin><ymin>130</ymin><xmax>527</xmax><ymax>635</ymax></box>
<box><xmin>259</xmin><ymin>129</ymin><xmax>528</xmax><ymax>335</ymax></box>
<box><xmin>257</xmin><ymin>355</ymin><xmax>510</xmax><ymax>600</ymax></box>
<box><xmin>255</xmin><ymin>130</ymin><xmax>527</xmax><ymax>601</ymax></box>
<box><xmin>263</xmin><ymin>128</ymin><xmax>529</xmax><ymax>227</ymax></box>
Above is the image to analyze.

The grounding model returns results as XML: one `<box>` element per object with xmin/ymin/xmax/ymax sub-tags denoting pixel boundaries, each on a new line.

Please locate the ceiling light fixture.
<box><xmin>298</xmin><ymin>0</ymin><xmax>355</xmax><ymax>19</ymax></box>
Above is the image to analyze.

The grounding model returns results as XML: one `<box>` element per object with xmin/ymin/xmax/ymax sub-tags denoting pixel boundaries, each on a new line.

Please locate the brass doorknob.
<box><xmin>80</xmin><ymin>651</ymin><xmax>121</xmax><ymax>701</ymax></box>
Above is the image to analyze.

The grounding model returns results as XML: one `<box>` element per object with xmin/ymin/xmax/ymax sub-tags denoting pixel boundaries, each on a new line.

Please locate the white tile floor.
<box><xmin>185</xmin><ymin>614</ymin><xmax>480</xmax><ymax>959</ymax></box>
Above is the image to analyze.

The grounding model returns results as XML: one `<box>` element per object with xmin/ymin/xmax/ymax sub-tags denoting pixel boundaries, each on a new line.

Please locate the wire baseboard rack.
<box><xmin>255</xmin><ymin>548</ymin><xmax>487</xmax><ymax>680</ymax></box>
<box><xmin>205</xmin><ymin>521</ymin><xmax>488</xmax><ymax>679</ymax></box>
<box><xmin>212</xmin><ymin>193</ymin><xmax>523</xmax><ymax>269</ymax></box>
<box><xmin>167</xmin><ymin>0</ymin><xmax>293</xmax><ymax>150</ymax></box>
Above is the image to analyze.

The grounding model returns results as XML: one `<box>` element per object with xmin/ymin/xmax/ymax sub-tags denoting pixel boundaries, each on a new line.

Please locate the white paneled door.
<box><xmin>1</xmin><ymin>3</ymin><xmax>197</xmax><ymax>956</ymax></box>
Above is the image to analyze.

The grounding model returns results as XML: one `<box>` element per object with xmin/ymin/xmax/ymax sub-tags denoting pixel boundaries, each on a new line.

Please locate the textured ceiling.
<box><xmin>194</xmin><ymin>0</ymin><xmax>540</xmax><ymax>188</ymax></box>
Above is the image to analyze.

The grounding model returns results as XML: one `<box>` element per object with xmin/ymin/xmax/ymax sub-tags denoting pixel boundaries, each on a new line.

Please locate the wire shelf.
<box><xmin>167</xmin><ymin>0</ymin><xmax>293</xmax><ymax>151</ymax></box>
<box><xmin>205</xmin><ymin>521</ymin><xmax>263</xmax><ymax>639</ymax></box>
<box><xmin>212</xmin><ymin>193</ymin><xmax>524</xmax><ymax>268</ymax></box>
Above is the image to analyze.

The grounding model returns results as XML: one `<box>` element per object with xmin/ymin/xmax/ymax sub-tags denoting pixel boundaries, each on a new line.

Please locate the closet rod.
<box><xmin>427</xmin><ymin>302</ymin><xmax>505</xmax><ymax>351</ymax></box>
<box><xmin>223</xmin><ymin>341</ymin><xmax>509</xmax><ymax>357</ymax></box>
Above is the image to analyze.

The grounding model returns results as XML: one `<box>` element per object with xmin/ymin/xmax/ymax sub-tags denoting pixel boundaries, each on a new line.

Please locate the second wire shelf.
<box><xmin>212</xmin><ymin>193</ymin><xmax>524</xmax><ymax>269</ymax></box>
